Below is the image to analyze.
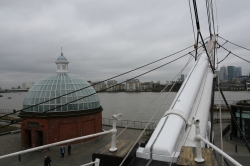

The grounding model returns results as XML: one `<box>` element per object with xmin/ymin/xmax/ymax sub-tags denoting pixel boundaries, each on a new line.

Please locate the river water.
<box><xmin>0</xmin><ymin>91</ymin><xmax>249</xmax><ymax>124</ymax></box>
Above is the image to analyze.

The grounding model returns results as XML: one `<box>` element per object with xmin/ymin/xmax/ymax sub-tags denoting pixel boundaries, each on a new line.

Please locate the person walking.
<box><xmin>67</xmin><ymin>144</ymin><xmax>71</xmax><ymax>156</ymax></box>
<box><xmin>60</xmin><ymin>146</ymin><xmax>65</xmax><ymax>158</ymax></box>
<box><xmin>47</xmin><ymin>155</ymin><xmax>52</xmax><ymax>166</ymax></box>
<box><xmin>44</xmin><ymin>156</ymin><xmax>49</xmax><ymax>166</ymax></box>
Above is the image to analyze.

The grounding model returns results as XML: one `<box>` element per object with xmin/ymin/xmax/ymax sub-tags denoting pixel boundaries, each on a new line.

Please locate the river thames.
<box><xmin>0</xmin><ymin>91</ymin><xmax>249</xmax><ymax>124</ymax></box>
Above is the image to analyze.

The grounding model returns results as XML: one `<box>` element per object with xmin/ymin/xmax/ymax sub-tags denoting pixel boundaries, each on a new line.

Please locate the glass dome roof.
<box><xmin>23</xmin><ymin>73</ymin><xmax>100</xmax><ymax>112</ymax></box>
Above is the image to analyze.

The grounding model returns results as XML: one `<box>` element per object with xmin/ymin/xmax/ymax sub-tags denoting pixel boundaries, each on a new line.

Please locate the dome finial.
<box><xmin>61</xmin><ymin>47</ymin><xmax>63</xmax><ymax>56</ymax></box>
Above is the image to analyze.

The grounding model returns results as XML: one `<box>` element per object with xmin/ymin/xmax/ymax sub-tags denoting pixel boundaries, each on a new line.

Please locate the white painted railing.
<box><xmin>194</xmin><ymin>119</ymin><xmax>242</xmax><ymax>166</ymax></box>
<box><xmin>80</xmin><ymin>158</ymin><xmax>100</xmax><ymax>166</ymax></box>
<box><xmin>0</xmin><ymin>114</ymin><xmax>123</xmax><ymax>160</ymax></box>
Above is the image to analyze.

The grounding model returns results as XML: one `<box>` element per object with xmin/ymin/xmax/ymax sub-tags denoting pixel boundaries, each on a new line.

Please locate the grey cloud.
<box><xmin>0</xmin><ymin>1</ymin><xmax>250</xmax><ymax>88</ymax></box>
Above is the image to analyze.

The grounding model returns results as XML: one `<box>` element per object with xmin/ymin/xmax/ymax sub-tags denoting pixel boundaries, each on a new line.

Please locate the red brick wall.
<box><xmin>20</xmin><ymin>112</ymin><xmax>102</xmax><ymax>148</ymax></box>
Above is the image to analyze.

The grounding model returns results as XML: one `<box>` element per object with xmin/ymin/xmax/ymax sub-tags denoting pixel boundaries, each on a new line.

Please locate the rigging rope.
<box><xmin>217</xmin><ymin>51</ymin><xmax>231</xmax><ymax>64</ymax></box>
<box><xmin>119</xmin><ymin>54</ymin><xmax>195</xmax><ymax>166</ymax></box>
<box><xmin>217</xmin><ymin>43</ymin><xmax>250</xmax><ymax>64</ymax></box>
<box><xmin>188</xmin><ymin>0</ymin><xmax>196</xmax><ymax>43</ymax></box>
<box><xmin>205</xmin><ymin>0</ymin><xmax>212</xmax><ymax>35</ymax></box>
<box><xmin>210</xmin><ymin>0</ymin><xmax>216</xmax><ymax>35</ymax></box>
<box><xmin>214</xmin><ymin>0</ymin><xmax>219</xmax><ymax>35</ymax></box>
<box><xmin>0</xmin><ymin>41</ymin><xmax>210</xmax><ymax>120</ymax></box>
<box><xmin>117</xmin><ymin>48</ymin><xmax>201</xmax><ymax>139</ymax></box>
<box><xmin>217</xmin><ymin>73</ymin><xmax>224</xmax><ymax>165</ymax></box>
<box><xmin>218</xmin><ymin>36</ymin><xmax>250</xmax><ymax>52</ymax></box>
<box><xmin>0</xmin><ymin>52</ymin><xmax>193</xmax><ymax>129</ymax></box>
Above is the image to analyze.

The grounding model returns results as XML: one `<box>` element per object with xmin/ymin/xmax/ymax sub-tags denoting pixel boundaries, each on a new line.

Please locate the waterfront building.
<box><xmin>247</xmin><ymin>81</ymin><xmax>250</xmax><ymax>91</ymax></box>
<box><xmin>106</xmin><ymin>80</ymin><xmax>117</xmax><ymax>91</ymax></box>
<box><xmin>141</xmin><ymin>82</ymin><xmax>153</xmax><ymax>91</ymax></box>
<box><xmin>227</xmin><ymin>66</ymin><xmax>235</xmax><ymax>81</ymax></box>
<box><xmin>19</xmin><ymin>51</ymin><xmax>102</xmax><ymax>148</ymax></box>
<box><xmin>219</xmin><ymin>65</ymin><xmax>228</xmax><ymax>82</ymax></box>
<box><xmin>235</xmin><ymin>66</ymin><xmax>242</xmax><ymax>78</ymax></box>
<box><xmin>120</xmin><ymin>84</ymin><xmax>125</xmax><ymax>91</ymax></box>
<box><xmin>125</xmin><ymin>79</ymin><xmax>141</xmax><ymax>91</ymax></box>
<box><xmin>216</xmin><ymin>83</ymin><xmax>245</xmax><ymax>91</ymax></box>
<box><xmin>22</xmin><ymin>82</ymin><xmax>35</xmax><ymax>89</ymax></box>
<box><xmin>91</xmin><ymin>81</ymin><xmax>106</xmax><ymax>92</ymax></box>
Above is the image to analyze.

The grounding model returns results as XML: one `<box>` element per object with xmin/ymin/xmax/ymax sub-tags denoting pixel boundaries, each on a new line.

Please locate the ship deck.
<box><xmin>0</xmin><ymin>122</ymin><xmax>249</xmax><ymax>166</ymax></box>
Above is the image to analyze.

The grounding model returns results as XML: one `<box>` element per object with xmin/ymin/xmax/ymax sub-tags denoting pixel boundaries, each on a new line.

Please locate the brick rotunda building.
<box><xmin>19</xmin><ymin>51</ymin><xmax>102</xmax><ymax>148</ymax></box>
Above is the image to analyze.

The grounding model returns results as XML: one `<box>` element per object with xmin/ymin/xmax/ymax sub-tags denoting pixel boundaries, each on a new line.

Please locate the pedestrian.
<box><xmin>60</xmin><ymin>146</ymin><xmax>65</xmax><ymax>158</ymax></box>
<box><xmin>44</xmin><ymin>156</ymin><xmax>49</xmax><ymax>166</ymax></box>
<box><xmin>47</xmin><ymin>155</ymin><xmax>52</xmax><ymax>166</ymax></box>
<box><xmin>67</xmin><ymin>144</ymin><xmax>71</xmax><ymax>156</ymax></box>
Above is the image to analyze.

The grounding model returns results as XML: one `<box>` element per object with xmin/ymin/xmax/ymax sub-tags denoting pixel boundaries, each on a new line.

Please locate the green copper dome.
<box><xmin>23</xmin><ymin>73</ymin><xmax>100</xmax><ymax>112</ymax></box>
<box><xmin>57</xmin><ymin>54</ymin><xmax>67</xmax><ymax>61</ymax></box>
<box><xmin>23</xmin><ymin>52</ymin><xmax>100</xmax><ymax>113</ymax></box>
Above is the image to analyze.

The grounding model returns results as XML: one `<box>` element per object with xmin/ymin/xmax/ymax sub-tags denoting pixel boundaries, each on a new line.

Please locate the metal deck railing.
<box><xmin>102</xmin><ymin>118</ymin><xmax>156</xmax><ymax>135</ymax></box>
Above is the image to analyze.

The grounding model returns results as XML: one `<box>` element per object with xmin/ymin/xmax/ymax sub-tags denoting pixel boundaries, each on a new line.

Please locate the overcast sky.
<box><xmin>1</xmin><ymin>1</ymin><xmax>250</xmax><ymax>89</ymax></box>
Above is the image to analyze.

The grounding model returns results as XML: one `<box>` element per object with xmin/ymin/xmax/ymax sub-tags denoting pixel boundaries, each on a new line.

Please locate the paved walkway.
<box><xmin>213</xmin><ymin>122</ymin><xmax>250</xmax><ymax>166</ymax></box>
<box><xmin>1</xmin><ymin>122</ymin><xmax>250</xmax><ymax>166</ymax></box>
<box><xmin>0</xmin><ymin>126</ymin><xmax>150</xmax><ymax>166</ymax></box>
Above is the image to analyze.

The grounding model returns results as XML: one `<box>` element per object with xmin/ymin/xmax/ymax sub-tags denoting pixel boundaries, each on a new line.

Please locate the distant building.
<box><xmin>216</xmin><ymin>83</ymin><xmax>245</xmax><ymax>91</ymax></box>
<box><xmin>106</xmin><ymin>80</ymin><xmax>118</xmax><ymax>91</ymax></box>
<box><xmin>219</xmin><ymin>65</ymin><xmax>227</xmax><ymax>82</ymax></box>
<box><xmin>119</xmin><ymin>84</ymin><xmax>125</xmax><ymax>91</ymax></box>
<box><xmin>141</xmin><ymin>82</ymin><xmax>153</xmax><ymax>91</ymax></box>
<box><xmin>235</xmin><ymin>67</ymin><xmax>242</xmax><ymax>78</ymax></box>
<box><xmin>227</xmin><ymin>66</ymin><xmax>235</xmax><ymax>81</ymax></box>
<box><xmin>247</xmin><ymin>81</ymin><xmax>250</xmax><ymax>91</ymax></box>
<box><xmin>91</xmin><ymin>81</ymin><xmax>106</xmax><ymax>92</ymax></box>
<box><xmin>125</xmin><ymin>79</ymin><xmax>141</xmax><ymax>91</ymax></box>
<box><xmin>22</xmin><ymin>82</ymin><xmax>34</xmax><ymax>89</ymax></box>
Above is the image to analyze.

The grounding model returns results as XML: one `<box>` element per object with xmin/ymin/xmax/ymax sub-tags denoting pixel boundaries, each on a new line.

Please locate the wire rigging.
<box><xmin>0</xmin><ymin>43</ymin><xmax>204</xmax><ymax>119</ymax></box>
<box><xmin>218</xmin><ymin>36</ymin><xmax>250</xmax><ymax>52</ymax></box>
<box><xmin>188</xmin><ymin>0</ymin><xmax>196</xmax><ymax>43</ymax></box>
<box><xmin>217</xmin><ymin>51</ymin><xmax>231</xmax><ymax>64</ymax></box>
<box><xmin>214</xmin><ymin>0</ymin><xmax>219</xmax><ymax>35</ymax></box>
<box><xmin>117</xmin><ymin>53</ymin><xmax>196</xmax><ymax>139</ymax></box>
<box><xmin>191</xmin><ymin>0</ymin><xmax>215</xmax><ymax>74</ymax></box>
<box><xmin>0</xmin><ymin>51</ymin><xmax>195</xmax><ymax>129</ymax></box>
<box><xmin>120</xmin><ymin>54</ymin><xmax>195</xmax><ymax>166</ymax></box>
<box><xmin>205</xmin><ymin>0</ymin><xmax>212</xmax><ymax>35</ymax></box>
<box><xmin>210</xmin><ymin>0</ymin><xmax>216</xmax><ymax>35</ymax></box>
<box><xmin>217</xmin><ymin>43</ymin><xmax>250</xmax><ymax>64</ymax></box>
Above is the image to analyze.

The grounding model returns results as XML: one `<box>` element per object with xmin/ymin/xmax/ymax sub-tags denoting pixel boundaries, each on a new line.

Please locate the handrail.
<box><xmin>0</xmin><ymin>114</ymin><xmax>123</xmax><ymax>160</ymax></box>
<box><xmin>197</xmin><ymin>135</ymin><xmax>242</xmax><ymax>166</ymax></box>
<box><xmin>102</xmin><ymin>118</ymin><xmax>156</xmax><ymax>130</ymax></box>
<box><xmin>102</xmin><ymin>118</ymin><xmax>156</xmax><ymax>136</ymax></box>
<box><xmin>194</xmin><ymin>119</ymin><xmax>242</xmax><ymax>166</ymax></box>
<box><xmin>80</xmin><ymin>158</ymin><xmax>100</xmax><ymax>166</ymax></box>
